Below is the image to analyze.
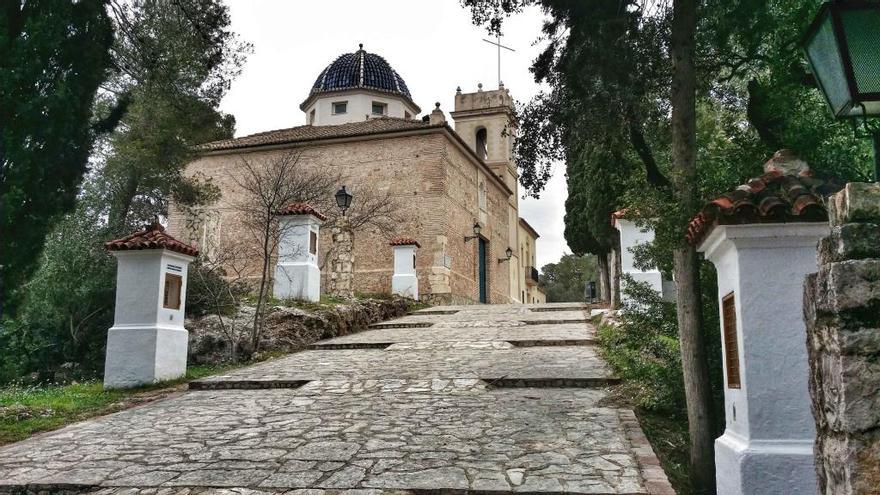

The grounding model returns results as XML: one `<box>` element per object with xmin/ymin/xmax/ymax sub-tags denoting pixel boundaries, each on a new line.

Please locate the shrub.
<box><xmin>599</xmin><ymin>266</ymin><xmax>725</xmax><ymax>420</ymax></box>
<box><xmin>599</xmin><ymin>277</ymin><xmax>685</xmax><ymax>413</ymax></box>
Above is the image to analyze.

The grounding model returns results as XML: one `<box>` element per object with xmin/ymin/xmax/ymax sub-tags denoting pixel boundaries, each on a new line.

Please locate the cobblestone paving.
<box><xmin>313</xmin><ymin>323</ymin><xmax>594</xmax><ymax>347</ymax></box>
<box><xmin>0</xmin><ymin>303</ymin><xmax>673</xmax><ymax>494</ymax></box>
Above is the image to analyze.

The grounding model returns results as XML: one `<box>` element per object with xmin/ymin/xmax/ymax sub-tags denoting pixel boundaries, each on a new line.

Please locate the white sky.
<box><xmin>219</xmin><ymin>0</ymin><xmax>570</xmax><ymax>269</ymax></box>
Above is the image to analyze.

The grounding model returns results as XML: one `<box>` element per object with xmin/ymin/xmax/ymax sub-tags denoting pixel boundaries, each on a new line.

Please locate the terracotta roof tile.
<box><xmin>390</xmin><ymin>236</ymin><xmax>420</xmax><ymax>248</ymax></box>
<box><xmin>105</xmin><ymin>222</ymin><xmax>199</xmax><ymax>257</ymax></box>
<box><xmin>198</xmin><ymin>117</ymin><xmax>438</xmax><ymax>152</ymax></box>
<box><xmin>276</xmin><ymin>203</ymin><xmax>327</xmax><ymax>221</ymax></box>
<box><xmin>687</xmin><ymin>153</ymin><xmax>843</xmax><ymax>245</ymax></box>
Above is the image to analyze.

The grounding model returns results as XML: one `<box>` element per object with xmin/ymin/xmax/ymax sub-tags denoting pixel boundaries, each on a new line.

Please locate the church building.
<box><xmin>170</xmin><ymin>45</ymin><xmax>543</xmax><ymax>304</ymax></box>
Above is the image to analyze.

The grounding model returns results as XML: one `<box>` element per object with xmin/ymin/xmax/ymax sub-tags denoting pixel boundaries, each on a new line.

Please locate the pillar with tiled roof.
<box><xmin>103</xmin><ymin>221</ymin><xmax>199</xmax><ymax>389</ymax></box>
<box><xmin>390</xmin><ymin>236</ymin><xmax>420</xmax><ymax>299</ymax></box>
<box><xmin>689</xmin><ymin>150</ymin><xmax>841</xmax><ymax>495</ymax></box>
<box><xmin>274</xmin><ymin>203</ymin><xmax>327</xmax><ymax>302</ymax></box>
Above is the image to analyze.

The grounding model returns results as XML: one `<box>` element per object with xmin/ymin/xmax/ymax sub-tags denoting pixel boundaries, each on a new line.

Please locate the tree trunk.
<box><xmin>610</xmin><ymin>244</ymin><xmax>621</xmax><ymax>309</ymax></box>
<box><xmin>597</xmin><ymin>253</ymin><xmax>611</xmax><ymax>303</ymax></box>
<box><xmin>252</xmin><ymin>212</ymin><xmax>272</xmax><ymax>352</ymax></box>
<box><xmin>671</xmin><ymin>0</ymin><xmax>717</xmax><ymax>493</ymax></box>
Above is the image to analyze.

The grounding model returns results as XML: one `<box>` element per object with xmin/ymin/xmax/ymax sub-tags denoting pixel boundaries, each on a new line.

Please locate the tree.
<box><xmin>99</xmin><ymin>0</ymin><xmax>249</xmax><ymax>232</ymax></box>
<box><xmin>670</xmin><ymin>0</ymin><xmax>716</xmax><ymax>491</ymax></box>
<box><xmin>232</xmin><ymin>152</ymin><xmax>340</xmax><ymax>351</ymax></box>
<box><xmin>186</xmin><ymin>242</ymin><xmax>250</xmax><ymax>361</ymax></box>
<box><xmin>0</xmin><ymin>0</ymin><xmax>114</xmax><ymax>315</ymax></box>
<box><xmin>539</xmin><ymin>254</ymin><xmax>597</xmax><ymax>302</ymax></box>
<box><xmin>0</xmin><ymin>0</ymin><xmax>249</xmax><ymax>381</ymax></box>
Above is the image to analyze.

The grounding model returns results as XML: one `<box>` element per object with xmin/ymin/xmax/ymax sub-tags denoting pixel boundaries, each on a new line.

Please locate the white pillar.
<box><xmin>274</xmin><ymin>204</ymin><xmax>325</xmax><ymax>302</ymax></box>
<box><xmin>699</xmin><ymin>222</ymin><xmax>828</xmax><ymax>495</ymax></box>
<box><xmin>104</xmin><ymin>223</ymin><xmax>197</xmax><ymax>389</ymax></box>
<box><xmin>612</xmin><ymin>215</ymin><xmax>667</xmax><ymax>304</ymax></box>
<box><xmin>391</xmin><ymin>237</ymin><xmax>420</xmax><ymax>299</ymax></box>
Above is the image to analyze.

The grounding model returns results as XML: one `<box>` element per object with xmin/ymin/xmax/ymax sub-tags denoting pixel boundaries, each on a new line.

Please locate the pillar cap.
<box><xmin>390</xmin><ymin>236</ymin><xmax>420</xmax><ymax>248</ymax></box>
<box><xmin>276</xmin><ymin>203</ymin><xmax>328</xmax><ymax>221</ymax></box>
<box><xmin>105</xmin><ymin>220</ymin><xmax>199</xmax><ymax>257</ymax></box>
<box><xmin>686</xmin><ymin>151</ymin><xmax>844</xmax><ymax>246</ymax></box>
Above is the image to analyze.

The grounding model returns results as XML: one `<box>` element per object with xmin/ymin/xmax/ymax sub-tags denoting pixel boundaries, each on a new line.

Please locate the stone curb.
<box><xmin>618</xmin><ymin>410</ymin><xmax>676</xmax><ymax>495</ymax></box>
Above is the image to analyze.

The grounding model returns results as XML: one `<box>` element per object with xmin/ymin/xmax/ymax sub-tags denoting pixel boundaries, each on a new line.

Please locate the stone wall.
<box><xmin>169</xmin><ymin>130</ymin><xmax>514</xmax><ymax>303</ymax></box>
<box><xmin>804</xmin><ymin>182</ymin><xmax>880</xmax><ymax>494</ymax></box>
<box><xmin>187</xmin><ymin>296</ymin><xmax>412</xmax><ymax>363</ymax></box>
<box><xmin>440</xmin><ymin>138</ymin><xmax>512</xmax><ymax>303</ymax></box>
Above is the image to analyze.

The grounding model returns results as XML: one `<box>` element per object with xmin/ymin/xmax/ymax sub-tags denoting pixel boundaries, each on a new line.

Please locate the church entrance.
<box><xmin>478</xmin><ymin>238</ymin><xmax>488</xmax><ymax>303</ymax></box>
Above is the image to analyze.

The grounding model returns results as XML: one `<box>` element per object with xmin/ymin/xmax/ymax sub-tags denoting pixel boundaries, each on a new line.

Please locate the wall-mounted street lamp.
<box><xmin>802</xmin><ymin>0</ymin><xmax>880</xmax><ymax>180</ymax></box>
<box><xmin>463</xmin><ymin>222</ymin><xmax>482</xmax><ymax>243</ymax></box>
<box><xmin>335</xmin><ymin>186</ymin><xmax>353</xmax><ymax>216</ymax></box>
<box><xmin>497</xmin><ymin>246</ymin><xmax>513</xmax><ymax>264</ymax></box>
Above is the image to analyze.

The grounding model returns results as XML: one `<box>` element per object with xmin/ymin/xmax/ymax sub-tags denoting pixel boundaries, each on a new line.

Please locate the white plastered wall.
<box><xmin>274</xmin><ymin>214</ymin><xmax>322</xmax><ymax>302</ymax></box>
<box><xmin>304</xmin><ymin>91</ymin><xmax>419</xmax><ymax>126</ymax></box>
<box><xmin>614</xmin><ymin>218</ymin><xmax>666</xmax><ymax>303</ymax></box>
<box><xmin>699</xmin><ymin>222</ymin><xmax>828</xmax><ymax>495</ymax></box>
<box><xmin>104</xmin><ymin>249</ymin><xmax>193</xmax><ymax>389</ymax></box>
<box><xmin>391</xmin><ymin>244</ymin><xmax>419</xmax><ymax>299</ymax></box>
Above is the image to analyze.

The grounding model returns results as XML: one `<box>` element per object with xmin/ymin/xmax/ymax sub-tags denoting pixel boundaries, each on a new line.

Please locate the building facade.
<box><xmin>169</xmin><ymin>45</ymin><xmax>540</xmax><ymax>304</ymax></box>
<box><xmin>517</xmin><ymin>219</ymin><xmax>545</xmax><ymax>304</ymax></box>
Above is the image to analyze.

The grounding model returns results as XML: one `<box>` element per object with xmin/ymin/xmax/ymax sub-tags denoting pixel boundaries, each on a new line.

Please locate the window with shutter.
<box><xmin>722</xmin><ymin>292</ymin><xmax>741</xmax><ymax>388</ymax></box>
<box><xmin>164</xmin><ymin>274</ymin><xmax>182</xmax><ymax>310</ymax></box>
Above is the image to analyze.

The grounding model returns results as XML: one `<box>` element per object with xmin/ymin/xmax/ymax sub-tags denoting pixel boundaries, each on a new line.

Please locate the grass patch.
<box><xmin>0</xmin><ymin>363</ymin><xmax>242</xmax><ymax>446</ymax></box>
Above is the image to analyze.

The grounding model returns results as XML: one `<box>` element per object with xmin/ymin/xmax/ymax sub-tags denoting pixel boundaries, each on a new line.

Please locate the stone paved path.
<box><xmin>0</xmin><ymin>303</ymin><xmax>673</xmax><ymax>494</ymax></box>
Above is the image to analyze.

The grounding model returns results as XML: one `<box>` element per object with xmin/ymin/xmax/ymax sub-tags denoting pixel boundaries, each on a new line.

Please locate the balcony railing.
<box><xmin>526</xmin><ymin>266</ymin><xmax>539</xmax><ymax>286</ymax></box>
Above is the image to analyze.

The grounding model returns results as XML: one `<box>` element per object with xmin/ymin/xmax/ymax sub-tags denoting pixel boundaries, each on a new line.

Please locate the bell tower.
<box><xmin>450</xmin><ymin>83</ymin><xmax>518</xmax><ymax>193</ymax></box>
<box><xmin>451</xmin><ymin>83</ymin><xmax>521</xmax><ymax>303</ymax></box>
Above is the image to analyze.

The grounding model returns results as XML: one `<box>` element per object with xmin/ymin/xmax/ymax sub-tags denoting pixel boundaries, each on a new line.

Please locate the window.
<box><xmin>163</xmin><ymin>274</ymin><xmax>182</xmax><ymax>310</ymax></box>
<box><xmin>309</xmin><ymin>231</ymin><xmax>317</xmax><ymax>255</ymax></box>
<box><xmin>332</xmin><ymin>101</ymin><xmax>348</xmax><ymax>114</ymax></box>
<box><xmin>371</xmin><ymin>102</ymin><xmax>387</xmax><ymax>116</ymax></box>
<box><xmin>412</xmin><ymin>254</ymin><xmax>416</xmax><ymax>269</ymax></box>
<box><xmin>722</xmin><ymin>293</ymin><xmax>741</xmax><ymax>388</ymax></box>
<box><xmin>404</xmin><ymin>111</ymin><xmax>411</xmax><ymax>120</ymax></box>
<box><xmin>475</xmin><ymin>128</ymin><xmax>488</xmax><ymax>160</ymax></box>
<box><xmin>309</xmin><ymin>109</ymin><xmax>316</xmax><ymax>125</ymax></box>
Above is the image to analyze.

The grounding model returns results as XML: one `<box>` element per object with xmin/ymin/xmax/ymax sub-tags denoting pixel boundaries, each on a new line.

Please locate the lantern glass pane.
<box><xmin>840</xmin><ymin>8</ymin><xmax>880</xmax><ymax>115</ymax></box>
<box><xmin>805</xmin><ymin>10</ymin><xmax>853</xmax><ymax>117</ymax></box>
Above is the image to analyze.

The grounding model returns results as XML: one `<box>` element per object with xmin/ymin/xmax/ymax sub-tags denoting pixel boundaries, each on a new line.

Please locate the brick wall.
<box><xmin>169</xmin><ymin>129</ymin><xmax>513</xmax><ymax>303</ymax></box>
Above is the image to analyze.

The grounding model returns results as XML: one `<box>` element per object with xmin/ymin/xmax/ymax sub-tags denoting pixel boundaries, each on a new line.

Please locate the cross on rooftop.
<box><xmin>482</xmin><ymin>34</ymin><xmax>515</xmax><ymax>88</ymax></box>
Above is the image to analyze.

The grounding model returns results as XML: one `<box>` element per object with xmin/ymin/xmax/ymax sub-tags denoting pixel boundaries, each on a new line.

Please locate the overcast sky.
<box><xmin>219</xmin><ymin>0</ymin><xmax>570</xmax><ymax>269</ymax></box>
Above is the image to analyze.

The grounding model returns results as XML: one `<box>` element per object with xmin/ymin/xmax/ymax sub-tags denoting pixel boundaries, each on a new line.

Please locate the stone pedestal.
<box><xmin>328</xmin><ymin>218</ymin><xmax>354</xmax><ymax>298</ymax></box>
<box><xmin>700</xmin><ymin>222</ymin><xmax>828</xmax><ymax>495</ymax></box>
<box><xmin>103</xmin><ymin>223</ymin><xmax>197</xmax><ymax>389</ymax></box>
<box><xmin>390</xmin><ymin>237</ymin><xmax>420</xmax><ymax>299</ymax></box>
<box><xmin>805</xmin><ymin>182</ymin><xmax>880</xmax><ymax>495</ymax></box>
<box><xmin>273</xmin><ymin>205</ymin><xmax>325</xmax><ymax>302</ymax></box>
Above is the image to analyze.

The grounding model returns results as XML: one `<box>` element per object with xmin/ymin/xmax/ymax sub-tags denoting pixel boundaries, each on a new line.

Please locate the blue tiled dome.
<box><xmin>310</xmin><ymin>45</ymin><xmax>412</xmax><ymax>98</ymax></box>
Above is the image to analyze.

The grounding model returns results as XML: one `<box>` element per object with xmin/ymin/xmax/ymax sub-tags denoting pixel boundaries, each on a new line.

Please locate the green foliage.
<box><xmin>599</xmin><ymin>270</ymin><xmax>724</xmax><ymax>417</ymax></box>
<box><xmin>0</xmin><ymin>0</ymin><xmax>248</xmax><ymax>384</ymax></box>
<box><xmin>0</xmin><ymin>204</ymin><xmax>116</xmax><ymax>383</ymax></box>
<box><xmin>539</xmin><ymin>254</ymin><xmax>597</xmax><ymax>302</ymax></box>
<box><xmin>186</xmin><ymin>260</ymin><xmax>248</xmax><ymax>318</ymax></box>
<box><xmin>0</xmin><ymin>0</ymin><xmax>114</xmax><ymax>314</ymax></box>
<box><xmin>599</xmin><ymin>279</ymin><xmax>685</xmax><ymax>412</ymax></box>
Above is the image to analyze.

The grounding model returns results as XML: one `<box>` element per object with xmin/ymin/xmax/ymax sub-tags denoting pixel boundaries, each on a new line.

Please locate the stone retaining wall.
<box><xmin>804</xmin><ymin>182</ymin><xmax>880</xmax><ymax>494</ymax></box>
<box><xmin>187</xmin><ymin>297</ymin><xmax>412</xmax><ymax>363</ymax></box>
